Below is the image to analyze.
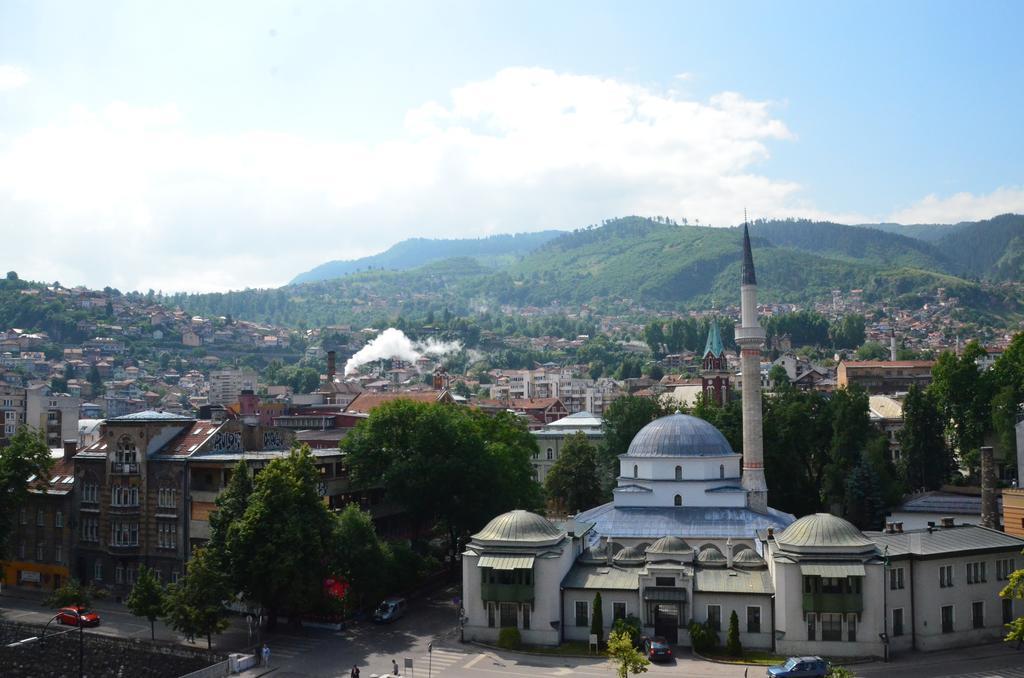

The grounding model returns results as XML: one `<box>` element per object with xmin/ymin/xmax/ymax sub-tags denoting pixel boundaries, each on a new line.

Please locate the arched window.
<box><xmin>674</xmin><ymin>494</ymin><xmax>682</xmax><ymax>506</ymax></box>
<box><xmin>720</xmin><ymin>464</ymin><xmax>725</xmax><ymax>479</ymax></box>
<box><xmin>675</xmin><ymin>465</ymin><xmax>682</xmax><ymax>480</ymax></box>
<box><xmin>633</xmin><ymin>465</ymin><xmax>638</xmax><ymax>479</ymax></box>
<box><xmin>546</xmin><ymin>447</ymin><xmax>554</xmax><ymax>460</ymax></box>
<box><xmin>116</xmin><ymin>435</ymin><xmax>137</xmax><ymax>464</ymax></box>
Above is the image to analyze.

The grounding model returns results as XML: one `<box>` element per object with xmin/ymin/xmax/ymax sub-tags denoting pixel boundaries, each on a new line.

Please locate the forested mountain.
<box><xmin>290</xmin><ymin>230</ymin><xmax>564</xmax><ymax>284</ymax></box>
<box><xmin>867</xmin><ymin>222</ymin><xmax>965</xmax><ymax>242</ymax></box>
<box><xmin>931</xmin><ymin>213</ymin><xmax>1024</xmax><ymax>280</ymax></box>
<box><xmin>172</xmin><ymin>215</ymin><xmax>1024</xmax><ymax>328</ymax></box>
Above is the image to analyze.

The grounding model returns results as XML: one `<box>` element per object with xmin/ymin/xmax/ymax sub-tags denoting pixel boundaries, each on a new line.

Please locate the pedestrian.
<box><xmin>392</xmin><ymin>658</ymin><xmax>400</xmax><ymax>675</ymax></box>
<box><xmin>262</xmin><ymin>644</ymin><xmax>271</xmax><ymax>667</ymax></box>
<box><xmin>351</xmin><ymin>665</ymin><xmax>361</xmax><ymax>678</ymax></box>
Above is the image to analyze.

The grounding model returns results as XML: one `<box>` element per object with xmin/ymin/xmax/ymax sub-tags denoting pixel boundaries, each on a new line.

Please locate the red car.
<box><xmin>56</xmin><ymin>606</ymin><xmax>101</xmax><ymax>627</ymax></box>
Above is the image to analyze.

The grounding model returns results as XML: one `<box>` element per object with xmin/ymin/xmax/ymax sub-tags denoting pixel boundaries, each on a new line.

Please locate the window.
<box><xmin>94</xmin><ymin>561</ymin><xmax>103</xmax><ymax>582</ymax></box>
<box><xmin>613</xmin><ymin>602</ymin><xmax>627</xmax><ymax>621</ymax></box>
<box><xmin>127</xmin><ymin>567</ymin><xmax>137</xmax><ymax>586</ymax></box>
<box><xmin>158</xmin><ymin>522</ymin><xmax>177</xmax><ymax>549</ymax></box>
<box><xmin>115</xmin><ymin>565</ymin><xmax>124</xmax><ymax>584</ymax></box>
<box><xmin>116</xmin><ymin>435</ymin><xmax>138</xmax><ymax>464</ymax></box>
<box><xmin>673</xmin><ymin>494</ymin><xmax>682</xmax><ymax>506</ymax></box>
<box><xmin>967</xmin><ymin>561</ymin><xmax>986</xmax><ymax>584</ymax></box>
<box><xmin>674</xmin><ymin>465</ymin><xmax>682</xmax><ymax>480</ymax></box>
<box><xmin>575</xmin><ymin>601</ymin><xmax>589</xmax><ymax>627</ymax></box>
<box><xmin>707</xmin><ymin>605</ymin><xmax>721</xmax><ymax>631</ymax></box>
<box><xmin>806</xmin><ymin>613</ymin><xmax>816</xmax><ymax>641</ymax></box>
<box><xmin>36</xmin><ymin>542</ymin><xmax>44</xmax><ymax>561</ymax></box>
<box><xmin>889</xmin><ymin>567</ymin><xmax>904</xmax><ymax>590</ymax></box>
<box><xmin>158</xmin><ymin>487</ymin><xmax>177</xmax><ymax>509</ymax></box>
<box><xmin>821</xmin><ymin>613</ymin><xmax>842</xmax><ymax>641</ymax></box>
<box><xmin>81</xmin><ymin>517</ymin><xmax>98</xmax><ymax>542</ymax></box>
<box><xmin>939</xmin><ymin>565</ymin><xmax>953</xmax><ymax>588</ymax></box>
<box><xmin>847</xmin><ymin>613</ymin><xmax>857</xmax><ymax>642</ymax></box>
<box><xmin>633</xmin><ymin>465</ymin><xmax>638</xmax><ymax>479</ymax></box>
<box><xmin>747</xmin><ymin>606</ymin><xmax>761</xmax><ymax>633</ymax></box>
<box><xmin>499</xmin><ymin>602</ymin><xmax>517</xmax><ymax>628</ymax></box>
<box><xmin>941</xmin><ymin>605</ymin><xmax>954</xmax><ymax>633</ymax></box>
<box><xmin>719</xmin><ymin>464</ymin><xmax>724</xmax><ymax>479</ymax></box>
<box><xmin>997</xmin><ymin>559</ymin><xmax>1016</xmax><ymax>581</ymax></box>
<box><xmin>36</xmin><ymin>509</ymin><xmax>44</xmax><ymax>526</ymax></box>
<box><xmin>1004</xmin><ymin>599</ymin><xmax>1014</xmax><ymax>626</ymax></box>
<box><xmin>546</xmin><ymin>448</ymin><xmax>553</xmax><ymax>460</ymax></box>
<box><xmin>111</xmin><ymin>485</ymin><xmax>140</xmax><ymax>507</ymax></box>
<box><xmin>82</xmin><ymin>481</ymin><xmax>99</xmax><ymax>503</ymax></box>
<box><xmin>892</xmin><ymin>608</ymin><xmax>904</xmax><ymax>637</ymax></box>
<box><xmin>55</xmin><ymin>511</ymin><xmax>63</xmax><ymax>528</ymax></box>
<box><xmin>54</xmin><ymin>544</ymin><xmax>62</xmax><ymax>564</ymax></box>
<box><xmin>110</xmin><ymin>520</ymin><xmax>139</xmax><ymax>546</ymax></box>
<box><xmin>487</xmin><ymin>603</ymin><xmax>495</xmax><ymax>628</ymax></box>
<box><xmin>171</xmin><ymin>571</ymin><xmax>180</xmax><ymax>584</ymax></box>
<box><xmin>521</xmin><ymin>603</ymin><xmax>530</xmax><ymax>630</ymax></box>
<box><xmin>655</xmin><ymin>576</ymin><xmax>674</xmax><ymax>587</ymax></box>
<box><xmin>972</xmin><ymin>602</ymin><xmax>984</xmax><ymax>629</ymax></box>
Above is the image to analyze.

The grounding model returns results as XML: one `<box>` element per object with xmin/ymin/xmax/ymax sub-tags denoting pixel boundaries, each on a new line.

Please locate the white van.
<box><xmin>372</xmin><ymin>597</ymin><xmax>407</xmax><ymax>623</ymax></box>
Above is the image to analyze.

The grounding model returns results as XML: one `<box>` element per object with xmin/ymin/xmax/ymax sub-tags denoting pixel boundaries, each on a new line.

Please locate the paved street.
<box><xmin>4</xmin><ymin>585</ymin><xmax>1023</xmax><ymax>677</ymax></box>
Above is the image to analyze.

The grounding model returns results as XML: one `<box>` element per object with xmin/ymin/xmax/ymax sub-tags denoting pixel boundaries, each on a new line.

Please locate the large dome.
<box><xmin>626</xmin><ymin>413</ymin><xmax>735</xmax><ymax>458</ymax></box>
<box><xmin>472</xmin><ymin>510</ymin><xmax>563</xmax><ymax>544</ymax></box>
<box><xmin>776</xmin><ymin>513</ymin><xmax>875</xmax><ymax>552</ymax></box>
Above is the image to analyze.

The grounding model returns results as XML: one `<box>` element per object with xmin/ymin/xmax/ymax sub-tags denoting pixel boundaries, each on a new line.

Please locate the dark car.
<box><xmin>766</xmin><ymin>656</ymin><xmax>830</xmax><ymax>677</ymax></box>
<box><xmin>642</xmin><ymin>636</ymin><xmax>673</xmax><ymax>662</ymax></box>
<box><xmin>56</xmin><ymin>606</ymin><xmax>101</xmax><ymax>627</ymax></box>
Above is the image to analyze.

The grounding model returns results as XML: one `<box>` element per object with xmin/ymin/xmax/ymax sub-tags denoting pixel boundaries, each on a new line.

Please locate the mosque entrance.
<box><xmin>653</xmin><ymin>604</ymin><xmax>680</xmax><ymax>643</ymax></box>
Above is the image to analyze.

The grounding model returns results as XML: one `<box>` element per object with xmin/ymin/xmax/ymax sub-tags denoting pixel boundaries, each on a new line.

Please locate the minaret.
<box><xmin>736</xmin><ymin>219</ymin><xmax>768</xmax><ymax>513</ymax></box>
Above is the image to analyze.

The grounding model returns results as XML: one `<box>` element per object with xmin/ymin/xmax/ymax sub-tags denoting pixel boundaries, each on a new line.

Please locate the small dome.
<box><xmin>732</xmin><ymin>548</ymin><xmax>766</xmax><ymax>569</ymax></box>
<box><xmin>776</xmin><ymin>513</ymin><xmax>875</xmax><ymax>551</ymax></box>
<box><xmin>697</xmin><ymin>545</ymin><xmax>727</xmax><ymax>566</ymax></box>
<box><xmin>647</xmin><ymin>536</ymin><xmax>692</xmax><ymax>555</ymax></box>
<box><xmin>626</xmin><ymin>413</ymin><xmax>735</xmax><ymax>458</ymax></box>
<box><xmin>473</xmin><ymin>510</ymin><xmax>563</xmax><ymax>544</ymax></box>
<box><xmin>613</xmin><ymin>545</ymin><xmax>646</xmax><ymax>564</ymax></box>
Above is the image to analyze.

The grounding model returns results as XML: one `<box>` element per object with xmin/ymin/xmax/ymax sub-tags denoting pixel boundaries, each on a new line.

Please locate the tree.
<box><xmin>607</xmin><ymin>629</ymin><xmax>650</xmax><ymax>678</ymax></box>
<box><xmin>601</xmin><ymin>396</ymin><xmax>670</xmax><ymax>482</ymax></box>
<box><xmin>898</xmin><ymin>385</ymin><xmax>953</xmax><ymax>492</ymax></box>
<box><xmin>206</xmin><ymin>460</ymin><xmax>252</xmax><ymax>581</ymax></box>
<box><xmin>164</xmin><ymin>547</ymin><xmax>231</xmax><ymax>648</ymax></box>
<box><xmin>45</xmin><ymin>578</ymin><xmax>103</xmax><ymax>608</ymax></box>
<box><xmin>0</xmin><ymin>427</ymin><xmax>53</xmax><ymax>558</ymax></box>
<box><xmin>844</xmin><ymin>455</ymin><xmax>885</xmax><ymax>530</ymax></box>
<box><xmin>762</xmin><ymin>387</ymin><xmax>832</xmax><ymax>516</ymax></box>
<box><xmin>830</xmin><ymin>315</ymin><xmax>866</xmax><ymax>349</ymax></box>
<box><xmin>126</xmin><ymin>565</ymin><xmax>166</xmax><ymax>640</ymax></box>
<box><xmin>823</xmin><ymin>386</ymin><xmax>871</xmax><ymax>512</ymax></box>
<box><xmin>726</xmin><ymin>609</ymin><xmax>742</xmax><ymax>657</ymax></box>
<box><xmin>590</xmin><ymin>592</ymin><xmax>604</xmax><ymax>644</ymax></box>
<box><xmin>1001</xmin><ymin>563</ymin><xmax>1024</xmax><ymax>645</ymax></box>
<box><xmin>545</xmin><ymin>433</ymin><xmax>603</xmax><ymax>513</ymax></box>
<box><xmin>767</xmin><ymin>364</ymin><xmax>789</xmax><ymax>391</ymax></box>
<box><xmin>855</xmin><ymin>341</ymin><xmax>890</xmax><ymax>361</ymax></box>
<box><xmin>5</xmin><ymin>271</ymin><xmax>17</xmax><ymax>280</ymax></box>
<box><xmin>226</xmin><ymin>446</ymin><xmax>337</xmax><ymax>628</ymax></box>
<box><xmin>333</xmin><ymin>504</ymin><xmax>389</xmax><ymax>611</ymax></box>
<box><xmin>930</xmin><ymin>342</ymin><xmax>994</xmax><ymax>474</ymax></box>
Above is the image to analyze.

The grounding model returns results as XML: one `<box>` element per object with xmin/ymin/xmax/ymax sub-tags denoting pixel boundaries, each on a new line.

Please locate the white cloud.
<box><xmin>0</xmin><ymin>65</ymin><xmax>30</xmax><ymax>91</ymax></box>
<box><xmin>887</xmin><ymin>186</ymin><xmax>1024</xmax><ymax>224</ymax></box>
<box><xmin>0</xmin><ymin>67</ymin><xmax>875</xmax><ymax>292</ymax></box>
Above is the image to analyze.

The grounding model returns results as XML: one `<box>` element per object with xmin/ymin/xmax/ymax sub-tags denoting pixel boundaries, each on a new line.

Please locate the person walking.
<box><xmin>392</xmin><ymin>658</ymin><xmax>400</xmax><ymax>675</ymax></box>
<box><xmin>351</xmin><ymin>665</ymin><xmax>360</xmax><ymax>678</ymax></box>
<box><xmin>262</xmin><ymin>644</ymin><xmax>271</xmax><ymax>667</ymax></box>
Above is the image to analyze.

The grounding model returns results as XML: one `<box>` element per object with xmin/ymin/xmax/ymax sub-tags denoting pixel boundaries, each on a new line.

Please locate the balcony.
<box><xmin>481</xmin><ymin>583</ymin><xmax>534</xmax><ymax>603</ymax></box>
<box><xmin>110</xmin><ymin>461</ymin><xmax>139</xmax><ymax>475</ymax></box>
<box><xmin>802</xmin><ymin>592</ymin><xmax>863</xmax><ymax>614</ymax></box>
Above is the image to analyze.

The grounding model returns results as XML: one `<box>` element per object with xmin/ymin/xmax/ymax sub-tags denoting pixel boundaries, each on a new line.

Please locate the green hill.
<box><xmin>289</xmin><ymin>230</ymin><xmax>564</xmax><ymax>284</ymax></box>
<box><xmin>932</xmin><ymin>213</ymin><xmax>1024</xmax><ymax>280</ymax></box>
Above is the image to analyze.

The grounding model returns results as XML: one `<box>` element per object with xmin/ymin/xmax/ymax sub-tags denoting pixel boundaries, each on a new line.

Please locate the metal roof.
<box><xmin>473</xmin><ymin>510</ymin><xmax>564</xmax><ymax>543</ymax></box>
<box><xmin>799</xmin><ymin>563</ymin><xmax>867</xmax><ymax>578</ymax></box>
<box><xmin>893</xmin><ymin>492</ymin><xmax>999</xmax><ymax>515</ymax></box>
<box><xmin>576</xmin><ymin>503</ymin><xmax>795</xmax><ymax>540</ymax></box>
<box><xmin>644</xmin><ymin>587</ymin><xmax>689</xmax><ymax>602</ymax></box>
<box><xmin>478</xmin><ymin>554</ymin><xmax>535</xmax><ymax>570</ymax></box>
<box><xmin>624</xmin><ymin>413</ymin><xmax>737</xmax><ymax>458</ymax></box>
<box><xmin>703</xmin><ymin>319</ymin><xmax>725</xmax><ymax>358</ymax></box>
<box><xmin>867</xmin><ymin>525</ymin><xmax>1024</xmax><ymax>558</ymax></box>
<box><xmin>777</xmin><ymin>513</ymin><xmax>875</xmax><ymax>550</ymax></box>
<box><xmin>561</xmin><ymin>564</ymin><xmax>640</xmax><ymax>590</ymax></box>
<box><xmin>696</xmin><ymin>568</ymin><xmax>773</xmax><ymax>595</ymax></box>
<box><xmin>108</xmin><ymin>410</ymin><xmax>195</xmax><ymax>422</ymax></box>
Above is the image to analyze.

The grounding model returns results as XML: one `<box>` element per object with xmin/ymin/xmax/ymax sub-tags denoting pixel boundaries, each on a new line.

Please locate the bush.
<box><xmin>688</xmin><ymin>621</ymin><xmax>719</xmax><ymax>653</ymax></box>
<box><xmin>827</xmin><ymin>667</ymin><xmax>855</xmax><ymax>678</ymax></box>
<box><xmin>497</xmin><ymin>627</ymin><xmax>522</xmax><ymax>650</ymax></box>
<box><xmin>611</xmin><ymin>615</ymin><xmax>643</xmax><ymax>647</ymax></box>
<box><xmin>726</xmin><ymin>610</ymin><xmax>742</xmax><ymax>656</ymax></box>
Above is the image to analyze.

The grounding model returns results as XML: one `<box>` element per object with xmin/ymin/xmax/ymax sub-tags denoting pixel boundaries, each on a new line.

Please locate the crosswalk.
<box><xmin>264</xmin><ymin>633</ymin><xmax>323</xmax><ymax>661</ymax></box>
<box><xmin>359</xmin><ymin>647</ymin><xmax>469</xmax><ymax>678</ymax></box>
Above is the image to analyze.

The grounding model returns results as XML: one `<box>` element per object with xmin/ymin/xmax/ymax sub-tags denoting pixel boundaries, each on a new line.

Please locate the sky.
<box><xmin>1</xmin><ymin>0</ymin><xmax>1023</xmax><ymax>293</ymax></box>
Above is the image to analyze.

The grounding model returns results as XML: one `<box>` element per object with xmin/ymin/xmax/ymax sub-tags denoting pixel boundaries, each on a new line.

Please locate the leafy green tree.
<box><xmin>823</xmin><ymin>386</ymin><xmax>871</xmax><ymax>512</ymax></box>
<box><xmin>844</xmin><ymin>455</ymin><xmax>885</xmax><ymax>530</ymax></box>
<box><xmin>44</xmin><ymin>578</ymin><xmax>103</xmax><ymax>608</ymax></box>
<box><xmin>855</xmin><ymin>341</ymin><xmax>890</xmax><ymax>361</ymax></box>
<box><xmin>344</xmin><ymin>401</ymin><xmax>540</xmax><ymax>565</ymax></box>
<box><xmin>545</xmin><ymin>433</ymin><xmax>603</xmax><ymax>513</ymax></box>
<box><xmin>830</xmin><ymin>314</ymin><xmax>866</xmax><ymax>349</ymax></box>
<box><xmin>0</xmin><ymin>427</ymin><xmax>53</xmax><ymax>558</ymax></box>
<box><xmin>607</xmin><ymin>629</ymin><xmax>650</xmax><ymax>678</ymax></box>
<box><xmin>225</xmin><ymin>446</ymin><xmax>336</xmax><ymax>628</ymax></box>
<box><xmin>898</xmin><ymin>385</ymin><xmax>953</xmax><ymax>492</ymax></box>
<box><xmin>726</xmin><ymin>609</ymin><xmax>742</xmax><ymax>657</ymax></box>
<box><xmin>206</xmin><ymin>460</ymin><xmax>252</xmax><ymax>581</ymax></box>
<box><xmin>1001</xmin><ymin>563</ymin><xmax>1024</xmax><ymax>645</ymax></box>
<box><xmin>591</xmin><ymin>592</ymin><xmax>604</xmax><ymax>643</ymax></box>
<box><xmin>767</xmin><ymin>364</ymin><xmax>789</xmax><ymax>390</ymax></box>
<box><xmin>761</xmin><ymin>388</ymin><xmax>831</xmax><ymax>516</ymax></box>
<box><xmin>333</xmin><ymin>504</ymin><xmax>389</xmax><ymax>611</ymax></box>
<box><xmin>126</xmin><ymin>565</ymin><xmax>166</xmax><ymax>640</ymax></box>
<box><xmin>164</xmin><ymin>547</ymin><xmax>231</xmax><ymax>648</ymax></box>
<box><xmin>601</xmin><ymin>396</ymin><xmax>670</xmax><ymax>482</ymax></box>
<box><xmin>930</xmin><ymin>342</ymin><xmax>994</xmax><ymax>473</ymax></box>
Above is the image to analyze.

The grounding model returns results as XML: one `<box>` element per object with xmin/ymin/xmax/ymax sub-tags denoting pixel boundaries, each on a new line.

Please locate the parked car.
<box><xmin>766</xmin><ymin>656</ymin><xmax>830</xmax><ymax>677</ymax></box>
<box><xmin>642</xmin><ymin>636</ymin><xmax>673</xmax><ymax>662</ymax></box>
<box><xmin>56</xmin><ymin>607</ymin><xmax>101</xmax><ymax>627</ymax></box>
<box><xmin>372</xmin><ymin>597</ymin><xmax>407</xmax><ymax>623</ymax></box>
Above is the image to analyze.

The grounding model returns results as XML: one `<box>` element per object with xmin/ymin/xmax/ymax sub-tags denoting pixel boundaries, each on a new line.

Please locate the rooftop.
<box><xmin>867</xmin><ymin>524</ymin><xmax>1024</xmax><ymax>558</ymax></box>
<box><xmin>624</xmin><ymin>413</ymin><xmax>736</xmax><ymax>458</ymax></box>
<box><xmin>577</xmin><ymin>503</ymin><xmax>795</xmax><ymax>540</ymax></box>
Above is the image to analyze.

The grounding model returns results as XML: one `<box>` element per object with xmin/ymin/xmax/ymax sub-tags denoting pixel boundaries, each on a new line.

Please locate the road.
<box><xmin>4</xmin><ymin>586</ymin><xmax>1023</xmax><ymax>677</ymax></box>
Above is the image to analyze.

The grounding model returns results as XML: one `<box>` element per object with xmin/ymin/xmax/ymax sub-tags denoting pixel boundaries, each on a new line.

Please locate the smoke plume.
<box><xmin>344</xmin><ymin>328</ymin><xmax>463</xmax><ymax>376</ymax></box>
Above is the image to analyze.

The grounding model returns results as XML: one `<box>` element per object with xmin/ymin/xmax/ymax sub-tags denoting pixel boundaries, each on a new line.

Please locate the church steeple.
<box><xmin>703</xmin><ymin>317</ymin><xmax>725</xmax><ymax>359</ymax></box>
<box><xmin>701</xmin><ymin>317</ymin><xmax>729</xmax><ymax>406</ymax></box>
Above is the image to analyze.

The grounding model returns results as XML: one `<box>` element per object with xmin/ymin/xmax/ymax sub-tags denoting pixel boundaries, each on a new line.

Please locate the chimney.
<box><xmin>884</xmin><ymin>522</ymin><xmax>894</xmax><ymax>534</ymax></box>
<box><xmin>726</xmin><ymin>538</ymin><xmax>733</xmax><ymax>568</ymax></box>
<box><xmin>940</xmin><ymin>516</ymin><xmax>955</xmax><ymax>528</ymax></box>
<box><xmin>889</xmin><ymin>328</ymin><xmax>898</xmax><ymax>361</ymax></box>
<box><xmin>239</xmin><ymin>389</ymin><xmax>258</xmax><ymax>416</ymax></box>
<box><xmin>606</xmin><ymin>539</ymin><xmax>614</xmax><ymax>565</ymax></box>
<box><xmin>63</xmin><ymin>439</ymin><xmax>78</xmax><ymax>458</ymax></box>
<box><xmin>766</xmin><ymin>527</ymin><xmax>774</xmax><ymax>540</ymax></box>
<box><xmin>980</xmin><ymin>446</ymin><xmax>998</xmax><ymax>528</ymax></box>
<box><xmin>895</xmin><ymin>521</ymin><xmax>903</xmax><ymax>533</ymax></box>
<box><xmin>327</xmin><ymin>351</ymin><xmax>337</xmax><ymax>382</ymax></box>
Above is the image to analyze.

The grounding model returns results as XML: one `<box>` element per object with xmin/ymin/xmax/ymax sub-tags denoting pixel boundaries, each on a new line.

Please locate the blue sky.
<box><xmin>1</xmin><ymin>0</ymin><xmax>1022</xmax><ymax>291</ymax></box>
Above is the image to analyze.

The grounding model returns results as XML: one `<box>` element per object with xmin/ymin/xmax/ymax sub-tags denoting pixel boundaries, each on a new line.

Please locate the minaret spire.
<box><xmin>736</xmin><ymin>211</ymin><xmax>768</xmax><ymax>513</ymax></box>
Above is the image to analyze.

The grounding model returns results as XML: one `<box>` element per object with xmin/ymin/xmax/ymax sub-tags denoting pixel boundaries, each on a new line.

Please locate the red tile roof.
<box><xmin>344</xmin><ymin>390</ymin><xmax>454</xmax><ymax>414</ymax></box>
<box><xmin>165</xmin><ymin>420</ymin><xmax>223</xmax><ymax>456</ymax></box>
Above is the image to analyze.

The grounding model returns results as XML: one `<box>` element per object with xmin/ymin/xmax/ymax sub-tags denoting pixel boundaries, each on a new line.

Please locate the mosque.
<box><xmin>462</xmin><ymin>224</ymin><xmax>1023</xmax><ymax>658</ymax></box>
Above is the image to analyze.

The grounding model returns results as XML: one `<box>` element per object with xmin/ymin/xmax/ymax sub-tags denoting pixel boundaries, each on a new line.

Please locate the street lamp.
<box><xmin>7</xmin><ymin>611</ymin><xmax>85</xmax><ymax>678</ymax></box>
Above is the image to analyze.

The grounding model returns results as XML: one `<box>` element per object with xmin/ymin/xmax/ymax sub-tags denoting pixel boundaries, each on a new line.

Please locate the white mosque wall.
<box><xmin>561</xmin><ymin>589</ymin><xmax>642</xmax><ymax>643</ymax></box>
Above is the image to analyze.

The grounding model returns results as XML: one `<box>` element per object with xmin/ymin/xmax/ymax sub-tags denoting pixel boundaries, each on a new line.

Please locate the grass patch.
<box><xmin>518</xmin><ymin>641</ymin><xmax>607</xmax><ymax>656</ymax></box>
<box><xmin>701</xmin><ymin>648</ymin><xmax>786</xmax><ymax>665</ymax></box>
